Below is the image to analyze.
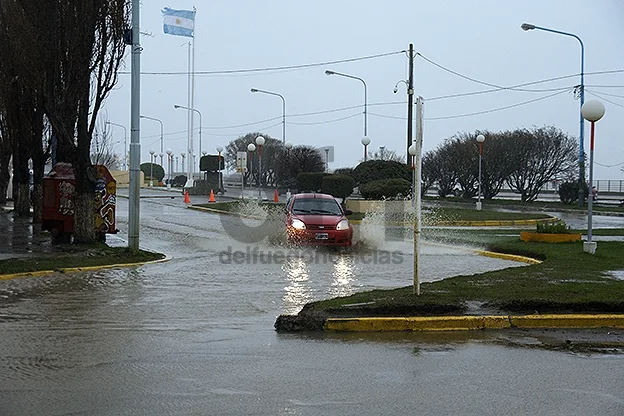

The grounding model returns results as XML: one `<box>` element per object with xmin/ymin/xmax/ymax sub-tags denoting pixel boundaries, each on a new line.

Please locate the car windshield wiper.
<box><xmin>310</xmin><ymin>209</ymin><xmax>339</xmax><ymax>215</ymax></box>
<box><xmin>293</xmin><ymin>208</ymin><xmax>311</xmax><ymax>214</ymax></box>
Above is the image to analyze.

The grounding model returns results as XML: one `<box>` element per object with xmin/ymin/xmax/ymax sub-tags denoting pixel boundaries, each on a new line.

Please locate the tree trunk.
<box><xmin>15</xmin><ymin>183</ymin><xmax>30</xmax><ymax>216</ymax></box>
<box><xmin>73</xmin><ymin>191</ymin><xmax>95</xmax><ymax>244</ymax></box>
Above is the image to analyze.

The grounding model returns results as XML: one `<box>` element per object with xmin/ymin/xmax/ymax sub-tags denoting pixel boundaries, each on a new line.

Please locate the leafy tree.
<box><xmin>296</xmin><ymin>172</ymin><xmax>327</xmax><ymax>192</ymax></box>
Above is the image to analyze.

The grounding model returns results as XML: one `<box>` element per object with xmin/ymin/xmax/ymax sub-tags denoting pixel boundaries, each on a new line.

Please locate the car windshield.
<box><xmin>291</xmin><ymin>198</ymin><xmax>343</xmax><ymax>215</ymax></box>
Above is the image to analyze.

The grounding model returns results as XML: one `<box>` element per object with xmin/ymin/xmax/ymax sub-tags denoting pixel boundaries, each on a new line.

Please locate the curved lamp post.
<box><xmin>216</xmin><ymin>145</ymin><xmax>224</xmax><ymax>193</ymax></box>
<box><xmin>325</xmin><ymin>70</ymin><xmax>367</xmax><ymax>138</ymax></box>
<box><xmin>361</xmin><ymin>136</ymin><xmax>371</xmax><ymax>161</ymax></box>
<box><xmin>521</xmin><ymin>22</ymin><xmax>585</xmax><ymax>207</ymax></box>
<box><xmin>251</xmin><ymin>89</ymin><xmax>286</xmax><ymax>144</ymax></box>
<box><xmin>476</xmin><ymin>134</ymin><xmax>486</xmax><ymax>211</ymax></box>
<box><xmin>581</xmin><ymin>100</ymin><xmax>605</xmax><ymax>255</ymax></box>
<box><xmin>140</xmin><ymin>115</ymin><xmax>163</xmax><ymax>169</ymax></box>
<box><xmin>149</xmin><ymin>150</ymin><xmax>155</xmax><ymax>187</ymax></box>
<box><xmin>174</xmin><ymin>104</ymin><xmax>202</xmax><ymax>177</ymax></box>
<box><xmin>106</xmin><ymin>121</ymin><xmax>127</xmax><ymax>170</ymax></box>
<box><xmin>284</xmin><ymin>141</ymin><xmax>294</xmax><ymax>199</ymax></box>
<box><xmin>166</xmin><ymin>149</ymin><xmax>173</xmax><ymax>189</ymax></box>
<box><xmin>255</xmin><ymin>136</ymin><xmax>265</xmax><ymax>201</ymax></box>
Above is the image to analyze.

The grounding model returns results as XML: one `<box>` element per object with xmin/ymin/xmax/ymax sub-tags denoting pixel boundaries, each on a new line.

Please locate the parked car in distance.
<box><xmin>285</xmin><ymin>192</ymin><xmax>353</xmax><ymax>247</ymax></box>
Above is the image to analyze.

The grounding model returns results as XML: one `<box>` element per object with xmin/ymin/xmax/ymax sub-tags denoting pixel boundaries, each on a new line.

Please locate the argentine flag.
<box><xmin>162</xmin><ymin>7</ymin><xmax>195</xmax><ymax>38</ymax></box>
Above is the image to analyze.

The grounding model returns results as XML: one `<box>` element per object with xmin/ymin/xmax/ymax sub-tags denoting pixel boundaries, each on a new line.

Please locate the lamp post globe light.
<box><xmin>166</xmin><ymin>149</ymin><xmax>173</xmax><ymax>189</ymax></box>
<box><xmin>159</xmin><ymin>153</ymin><xmax>164</xmax><ymax>167</ymax></box>
<box><xmin>149</xmin><ymin>150</ymin><xmax>155</xmax><ymax>187</ymax></box>
<box><xmin>255</xmin><ymin>136</ymin><xmax>265</xmax><ymax>201</ymax></box>
<box><xmin>361</xmin><ymin>136</ymin><xmax>371</xmax><ymax>161</ymax></box>
<box><xmin>581</xmin><ymin>99</ymin><xmax>605</xmax><ymax>255</ymax></box>
<box><xmin>284</xmin><ymin>141</ymin><xmax>293</xmax><ymax>150</ymax></box>
<box><xmin>476</xmin><ymin>134</ymin><xmax>486</xmax><ymax>211</ymax></box>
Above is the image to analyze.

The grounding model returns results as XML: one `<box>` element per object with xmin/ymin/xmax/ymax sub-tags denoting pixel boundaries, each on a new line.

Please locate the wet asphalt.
<box><xmin>0</xmin><ymin>192</ymin><xmax>623</xmax><ymax>415</ymax></box>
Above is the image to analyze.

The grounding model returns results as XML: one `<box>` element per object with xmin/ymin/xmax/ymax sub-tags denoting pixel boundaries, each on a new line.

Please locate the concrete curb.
<box><xmin>324</xmin><ymin>314</ymin><xmax>624</xmax><ymax>332</ymax></box>
<box><xmin>475</xmin><ymin>249</ymin><xmax>542</xmax><ymax>265</ymax></box>
<box><xmin>0</xmin><ymin>253</ymin><xmax>171</xmax><ymax>281</ymax></box>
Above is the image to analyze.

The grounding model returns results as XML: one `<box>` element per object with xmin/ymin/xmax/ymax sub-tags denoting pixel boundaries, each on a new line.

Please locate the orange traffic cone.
<box><xmin>209</xmin><ymin>189</ymin><xmax>215</xmax><ymax>203</ymax></box>
<box><xmin>273</xmin><ymin>189</ymin><xmax>279</xmax><ymax>203</ymax></box>
<box><xmin>184</xmin><ymin>191</ymin><xmax>191</xmax><ymax>204</ymax></box>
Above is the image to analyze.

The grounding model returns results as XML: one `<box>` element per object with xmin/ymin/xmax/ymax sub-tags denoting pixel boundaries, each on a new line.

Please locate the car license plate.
<box><xmin>315</xmin><ymin>233</ymin><xmax>328</xmax><ymax>240</ymax></box>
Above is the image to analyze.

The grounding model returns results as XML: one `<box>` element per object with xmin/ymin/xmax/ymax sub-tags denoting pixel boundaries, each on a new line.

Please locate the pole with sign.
<box><xmin>236</xmin><ymin>151</ymin><xmax>247</xmax><ymax>199</ymax></box>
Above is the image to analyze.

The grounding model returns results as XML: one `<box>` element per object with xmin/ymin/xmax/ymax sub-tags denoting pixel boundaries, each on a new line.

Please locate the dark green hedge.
<box><xmin>296</xmin><ymin>172</ymin><xmax>328</xmax><ymax>192</ymax></box>
<box><xmin>140</xmin><ymin>163</ymin><xmax>165</xmax><ymax>181</ymax></box>
<box><xmin>352</xmin><ymin>160</ymin><xmax>410</xmax><ymax>185</ymax></box>
<box><xmin>360</xmin><ymin>178</ymin><xmax>411</xmax><ymax>200</ymax></box>
<box><xmin>321</xmin><ymin>174</ymin><xmax>354</xmax><ymax>199</ymax></box>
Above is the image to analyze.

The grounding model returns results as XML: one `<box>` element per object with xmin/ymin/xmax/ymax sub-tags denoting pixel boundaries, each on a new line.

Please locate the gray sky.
<box><xmin>104</xmin><ymin>0</ymin><xmax>624</xmax><ymax>179</ymax></box>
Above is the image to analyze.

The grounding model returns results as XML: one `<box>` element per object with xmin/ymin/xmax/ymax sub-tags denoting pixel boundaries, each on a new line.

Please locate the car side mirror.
<box><xmin>344</xmin><ymin>209</ymin><xmax>353</xmax><ymax>216</ymax></box>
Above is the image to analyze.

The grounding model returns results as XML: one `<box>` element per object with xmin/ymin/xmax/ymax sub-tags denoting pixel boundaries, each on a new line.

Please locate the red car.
<box><xmin>286</xmin><ymin>193</ymin><xmax>353</xmax><ymax>247</ymax></box>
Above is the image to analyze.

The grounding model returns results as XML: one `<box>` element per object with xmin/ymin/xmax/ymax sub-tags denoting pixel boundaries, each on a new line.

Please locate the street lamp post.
<box><xmin>581</xmin><ymin>100</ymin><xmax>605</xmax><ymax>255</ymax></box>
<box><xmin>325</xmin><ymin>70</ymin><xmax>367</xmax><ymax>137</ymax></box>
<box><xmin>247</xmin><ymin>143</ymin><xmax>256</xmax><ymax>200</ymax></box>
<box><xmin>174</xmin><ymin>105</ymin><xmax>202</xmax><ymax>177</ymax></box>
<box><xmin>166</xmin><ymin>149</ymin><xmax>173</xmax><ymax>189</ymax></box>
<box><xmin>106</xmin><ymin>121</ymin><xmax>127</xmax><ymax>170</ymax></box>
<box><xmin>284</xmin><ymin>141</ymin><xmax>293</xmax><ymax>199</ymax></box>
<box><xmin>216</xmin><ymin>146</ymin><xmax>224</xmax><ymax>194</ymax></box>
<box><xmin>361</xmin><ymin>136</ymin><xmax>371</xmax><ymax>161</ymax></box>
<box><xmin>140</xmin><ymin>115</ymin><xmax>163</xmax><ymax>169</ymax></box>
<box><xmin>181</xmin><ymin>153</ymin><xmax>186</xmax><ymax>180</ymax></box>
<box><xmin>521</xmin><ymin>23</ymin><xmax>585</xmax><ymax>207</ymax></box>
<box><xmin>250</xmin><ymin>89</ymin><xmax>286</xmax><ymax>144</ymax></box>
<box><xmin>255</xmin><ymin>136</ymin><xmax>265</xmax><ymax>201</ymax></box>
<box><xmin>476</xmin><ymin>134</ymin><xmax>486</xmax><ymax>211</ymax></box>
<box><xmin>149</xmin><ymin>150</ymin><xmax>155</xmax><ymax>187</ymax></box>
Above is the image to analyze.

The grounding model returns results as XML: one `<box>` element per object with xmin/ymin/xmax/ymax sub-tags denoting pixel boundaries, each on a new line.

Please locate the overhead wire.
<box><xmin>119</xmin><ymin>50</ymin><xmax>405</xmax><ymax>76</ymax></box>
<box><xmin>586</xmin><ymin>90</ymin><xmax>624</xmax><ymax>109</ymax></box>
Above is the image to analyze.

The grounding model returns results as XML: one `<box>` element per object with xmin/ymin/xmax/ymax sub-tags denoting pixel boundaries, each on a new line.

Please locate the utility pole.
<box><xmin>407</xmin><ymin>43</ymin><xmax>414</xmax><ymax>164</ymax></box>
<box><xmin>128</xmin><ymin>0</ymin><xmax>141</xmax><ymax>251</ymax></box>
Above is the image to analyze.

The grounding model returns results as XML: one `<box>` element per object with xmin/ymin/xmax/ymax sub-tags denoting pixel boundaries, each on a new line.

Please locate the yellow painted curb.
<box><xmin>325</xmin><ymin>316</ymin><xmax>512</xmax><ymax>332</ymax></box>
<box><xmin>0</xmin><ymin>254</ymin><xmax>171</xmax><ymax>281</ymax></box>
<box><xmin>510</xmin><ymin>314</ymin><xmax>624</xmax><ymax>329</ymax></box>
<box><xmin>324</xmin><ymin>314</ymin><xmax>624</xmax><ymax>332</ymax></box>
<box><xmin>434</xmin><ymin>217</ymin><xmax>555</xmax><ymax>227</ymax></box>
<box><xmin>475</xmin><ymin>249</ymin><xmax>542</xmax><ymax>265</ymax></box>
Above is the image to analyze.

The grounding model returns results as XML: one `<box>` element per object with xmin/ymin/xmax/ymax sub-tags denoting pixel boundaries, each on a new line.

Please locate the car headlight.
<box><xmin>336</xmin><ymin>219</ymin><xmax>349</xmax><ymax>230</ymax></box>
<box><xmin>291</xmin><ymin>219</ymin><xmax>306</xmax><ymax>230</ymax></box>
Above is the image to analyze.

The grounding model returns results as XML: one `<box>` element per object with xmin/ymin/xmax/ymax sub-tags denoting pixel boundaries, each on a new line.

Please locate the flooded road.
<box><xmin>1</xmin><ymin>196</ymin><xmax>622</xmax><ymax>415</ymax></box>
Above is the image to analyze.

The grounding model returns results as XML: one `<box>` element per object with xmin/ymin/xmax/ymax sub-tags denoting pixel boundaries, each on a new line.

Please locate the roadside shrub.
<box><xmin>296</xmin><ymin>172</ymin><xmax>328</xmax><ymax>192</ymax></box>
<box><xmin>360</xmin><ymin>178</ymin><xmax>411</xmax><ymax>200</ymax></box>
<box><xmin>321</xmin><ymin>174</ymin><xmax>354</xmax><ymax>200</ymax></box>
<box><xmin>140</xmin><ymin>163</ymin><xmax>165</xmax><ymax>182</ymax></box>
<box><xmin>352</xmin><ymin>160</ymin><xmax>410</xmax><ymax>186</ymax></box>
<box><xmin>172</xmin><ymin>175</ymin><xmax>187</xmax><ymax>187</ymax></box>
<box><xmin>558</xmin><ymin>180</ymin><xmax>589</xmax><ymax>204</ymax></box>
<box><xmin>536</xmin><ymin>219</ymin><xmax>570</xmax><ymax>234</ymax></box>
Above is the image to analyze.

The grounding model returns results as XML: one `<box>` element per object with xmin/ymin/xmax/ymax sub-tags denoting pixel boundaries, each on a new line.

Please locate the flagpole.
<box><xmin>191</xmin><ymin>6</ymin><xmax>197</xmax><ymax>180</ymax></box>
<box><xmin>185</xmin><ymin>40</ymin><xmax>193</xmax><ymax>189</ymax></box>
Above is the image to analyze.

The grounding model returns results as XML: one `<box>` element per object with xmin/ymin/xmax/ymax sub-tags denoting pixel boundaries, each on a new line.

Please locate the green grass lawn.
<box><xmin>0</xmin><ymin>245</ymin><xmax>165</xmax><ymax>276</ymax></box>
<box><xmin>300</xmin><ymin>232</ymin><xmax>624</xmax><ymax>318</ymax></box>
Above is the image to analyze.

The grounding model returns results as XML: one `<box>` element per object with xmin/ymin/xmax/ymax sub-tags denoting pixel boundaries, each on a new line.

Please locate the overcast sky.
<box><xmin>103</xmin><ymin>0</ymin><xmax>624</xmax><ymax>180</ymax></box>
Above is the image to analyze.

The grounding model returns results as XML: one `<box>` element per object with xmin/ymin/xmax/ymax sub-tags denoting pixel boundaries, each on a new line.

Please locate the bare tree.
<box><xmin>225</xmin><ymin>132</ymin><xmax>283</xmax><ymax>186</ymax></box>
<box><xmin>505</xmin><ymin>126</ymin><xmax>578</xmax><ymax>202</ymax></box>
<box><xmin>274</xmin><ymin>146</ymin><xmax>325</xmax><ymax>189</ymax></box>
<box><xmin>368</xmin><ymin>147</ymin><xmax>404</xmax><ymax>163</ymax></box>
